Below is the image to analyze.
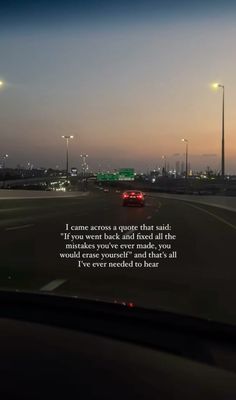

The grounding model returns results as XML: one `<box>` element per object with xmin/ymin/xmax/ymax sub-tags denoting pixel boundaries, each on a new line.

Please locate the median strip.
<box><xmin>40</xmin><ymin>279</ymin><xmax>67</xmax><ymax>292</ymax></box>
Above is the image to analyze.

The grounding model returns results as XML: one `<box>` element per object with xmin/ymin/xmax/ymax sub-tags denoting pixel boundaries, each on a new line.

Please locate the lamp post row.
<box><xmin>0</xmin><ymin>79</ymin><xmax>226</xmax><ymax>177</ymax></box>
<box><xmin>60</xmin><ymin>83</ymin><xmax>225</xmax><ymax>181</ymax></box>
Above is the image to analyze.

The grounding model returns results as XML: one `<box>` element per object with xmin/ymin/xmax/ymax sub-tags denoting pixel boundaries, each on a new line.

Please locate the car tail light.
<box><xmin>127</xmin><ymin>302</ymin><xmax>135</xmax><ymax>308</ymax></box>
<box><xmin>123</xmin><ymin>193</ymin><xmax>129</xmax><ymax>199</ymax></box>
<box><xmin>137</xmin><ymin>194</ymin><xmax>143</xmax><ymax>199</ymax></box>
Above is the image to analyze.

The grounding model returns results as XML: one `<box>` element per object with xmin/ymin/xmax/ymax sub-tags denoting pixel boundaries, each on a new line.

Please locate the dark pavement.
<box><xmin>1</xmin><ymin>187</ymin><xmax>236</xmax><ymax>324</ymax></box>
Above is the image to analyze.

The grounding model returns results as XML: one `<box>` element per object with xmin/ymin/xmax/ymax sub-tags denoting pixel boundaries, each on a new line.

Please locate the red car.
<box><xmin>122</xmin><ymin>190</ymin><xmax>145</xmax><ymax>207</ymax></box>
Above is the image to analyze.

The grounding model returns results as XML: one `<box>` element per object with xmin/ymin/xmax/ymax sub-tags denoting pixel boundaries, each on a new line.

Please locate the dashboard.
<box><xmin>0</xmin><ymin>291</ymin><xmax>236</xmax><ymax>399</ymax></box>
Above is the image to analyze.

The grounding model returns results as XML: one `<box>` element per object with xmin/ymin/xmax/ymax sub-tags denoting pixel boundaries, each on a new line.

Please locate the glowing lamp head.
<box><xmin>62</xmin><ymin>135</ymin><xmax>74</xmax><ymax>139</ymax></box>
<box><xmin>212</xmin><ymin>83</ymin><xmax>220</xmax><ymax>89</ymax></box>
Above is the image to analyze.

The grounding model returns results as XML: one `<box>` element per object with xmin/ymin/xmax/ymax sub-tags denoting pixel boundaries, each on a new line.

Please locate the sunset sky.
<box><xmin>1</xmin><ymin>1</ymin><xmax>236</xmax><ymax>172</ymax></box>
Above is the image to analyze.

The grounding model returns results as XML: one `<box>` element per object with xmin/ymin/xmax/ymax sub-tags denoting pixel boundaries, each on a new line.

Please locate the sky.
<box><xmin>1</xmin><ymin>1</ymin><xmax>236</xmax><ymax>173</ymax></box>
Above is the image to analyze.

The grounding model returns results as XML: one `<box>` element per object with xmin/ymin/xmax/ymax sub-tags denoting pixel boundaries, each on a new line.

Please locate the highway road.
<box><xmin>1</xmin><ymin>186</ymin><xmax>236</xmax><ymax>325</ymax></box>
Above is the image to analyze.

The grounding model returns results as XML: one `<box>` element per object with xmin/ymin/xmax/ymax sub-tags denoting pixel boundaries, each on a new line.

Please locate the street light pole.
<box><xmin>62</xmin><ymin>135</ymin><xmax>74</xmax><ymax>180</ymax></box>
<box><xmin>221</xmin><ymin>85</ymin><xmax>225</xmax><ymax>178</ymax></box>
<box><xmin>66</xmin><ymin>138</ymin><xmax>69</xmax><ymax>177</ymax></box>
<box><xmin>162</xmin><ymin>155</ymin><xmax>167</xmax><ymax>176</ymax></box>
<box><xmin>3</xmin><ymin>154</ymin><xmax>8</xmax><ymax>168</ymax></box>
<box><xmin>181</xmin><ymin>139</ymin><xmax>188</xmax><ymax>179</ymax></box>
<box><xmin>212</xmin><ymin>83</ymin><xmax>225</xmax><ymax>178</ymax></box>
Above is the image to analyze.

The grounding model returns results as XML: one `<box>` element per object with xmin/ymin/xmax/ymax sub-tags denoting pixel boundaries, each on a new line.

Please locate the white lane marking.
<box><xmin>40</xmin><ymin>279</ymin><xmax>67</xmax><ymax>292</ymax></box>
<box><xmin>186</xmin><ymin>203</ymin><xmax>236</xmax><ymax>231</ymax></box>
<box><xmin>155</xmin><ymin>202</ymin><xmax>162</xmax><ymax>212</ymax></box>
<box><xmin>5</xmin><ymin>224</ymin><xmax>34</xmax><ymax>231</ymax></box>
<box><xmin>0</xmin><ymin>208</ymin><xmax>27</xmax><ymax>213</ymax></box>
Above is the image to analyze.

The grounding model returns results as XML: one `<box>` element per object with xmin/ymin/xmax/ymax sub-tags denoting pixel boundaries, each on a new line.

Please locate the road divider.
<box><xmin>0</xmin><ymin>189</ymin><xmax>89</xmax><ymax>200</ymax></box>
<box><xmin>150</xmin><ymin>193</ymin><xmax>236</xmax><ymax>213</ymax></box>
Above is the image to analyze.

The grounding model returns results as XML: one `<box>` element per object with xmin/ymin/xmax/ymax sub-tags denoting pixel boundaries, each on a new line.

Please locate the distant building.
<box><xmin>81</xmin><ymin>154</ymin><xmax>89</xmax><ymax>175</ymax></box>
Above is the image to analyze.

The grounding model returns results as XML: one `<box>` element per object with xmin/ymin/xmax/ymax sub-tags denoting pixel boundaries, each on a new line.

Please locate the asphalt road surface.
<box><xmin>1</xmin><ymin>187</ymin><xmax>236</xmax><ymax>325</ymax></box>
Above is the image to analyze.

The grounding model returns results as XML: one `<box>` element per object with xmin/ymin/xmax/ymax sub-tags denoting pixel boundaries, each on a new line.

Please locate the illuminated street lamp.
<box><xmin>1</xmin><ymin>154</ymin><xmax>8</xmax><ymax>168</ymax></box>
<box><xmin>61</xmin><ymin>135</ymin><xmax>74</xmax><ymax>179</ymax></box>
<box><xmin>181</xmin><ymin>139</ymin><xmax>188</xmax><ymax>179</ymax></box>
<box><xmin>4</xmin><ymin>154</ymin><xmax>8</xmax><ymax>168</ymax></box>
<box><xmin>0</xmin><ymin>83</ymin><xmax>6</xmax><ymax>169</ymax></box>
<box><xmin>212</xmin><ymin>83</ymin><xmax>225</xmax><ymax>178</ymax></box>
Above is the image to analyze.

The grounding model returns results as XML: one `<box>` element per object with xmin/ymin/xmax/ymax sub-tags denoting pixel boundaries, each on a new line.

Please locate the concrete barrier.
<box><xmin>150</xmin><ymin>193</ymin><xmax>236</xmax><ymax>213</ymax></box>
<box><xmin>0</xmin><ymin>189</ymin><xmax>88</xmax><ymax>200</ymax></box>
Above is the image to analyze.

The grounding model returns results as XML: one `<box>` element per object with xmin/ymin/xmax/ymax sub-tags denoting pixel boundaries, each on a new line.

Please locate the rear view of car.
<box><xmin>122</xmin><ymin>191</ymin><xmax>145</xmax><ymax>207</ymax></box>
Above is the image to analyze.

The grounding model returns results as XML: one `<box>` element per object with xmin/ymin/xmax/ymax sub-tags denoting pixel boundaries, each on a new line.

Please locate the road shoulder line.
<box><xmin>185</xmin><ymin>203</ymin><xmax>236</xmax><ymax>231</ymax></box>
<box><xmin>40</xmin><ymin>279</ymin><xmax>67</xmax><ymax>292</ymax></box>
<box><xmin>5</xmin><ymin>224</ymin><xmax>34</xmax><ymax>231</ymax></box>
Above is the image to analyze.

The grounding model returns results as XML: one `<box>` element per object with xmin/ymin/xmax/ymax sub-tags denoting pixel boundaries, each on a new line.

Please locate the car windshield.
<box><xmin>1</xmin><ymin>0</ymin><xmax>236</xmax><ymax>326</ymax></box>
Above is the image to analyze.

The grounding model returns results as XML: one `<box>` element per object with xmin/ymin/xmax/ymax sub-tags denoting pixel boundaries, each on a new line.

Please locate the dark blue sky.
<box><xmin>1</xmin><ymin>0</ymin><xmax>236</xmax><ymax>29</ymax></box>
